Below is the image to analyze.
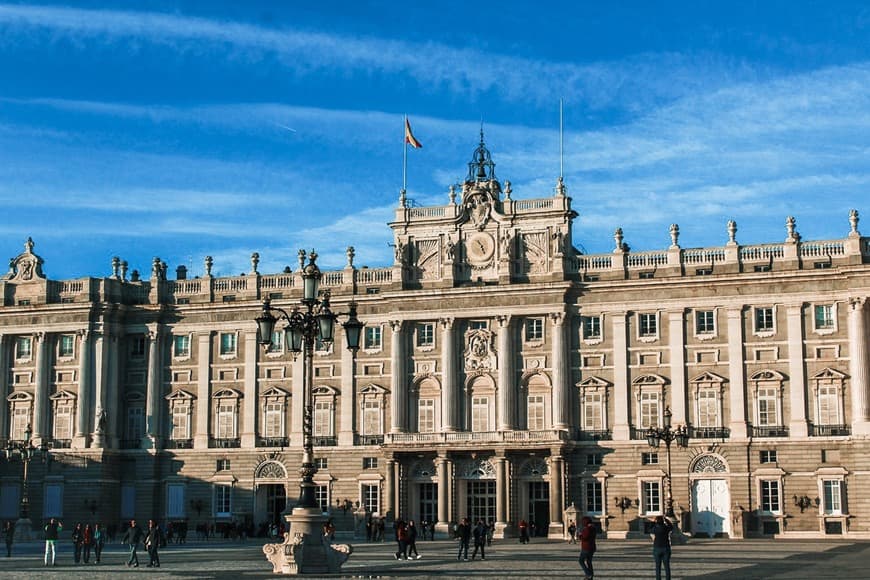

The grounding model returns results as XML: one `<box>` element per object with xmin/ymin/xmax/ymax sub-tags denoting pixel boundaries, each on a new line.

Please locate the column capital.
<box><xmin>549</xmin><ymin>311</ymin><xmax>565</xmax><ymax>326</ymax></box>
<box><xmin>495</xmin><ymin>314</ymin><xmax>512</xmax><ymax>328</ymax></box>
<box><xmin>850</xmin><ymin>296</ymin><xmax>867</xmax><ymax>310</ymax></box>
<box><xmin>439</xmin><ymin>317</ymin><xmax>455</xmax><ymax>330</ymax></box>
<box><xmin>389</xmin><ymin>320</ymin><xmax>404</xmax><ymax>333</ymax></box>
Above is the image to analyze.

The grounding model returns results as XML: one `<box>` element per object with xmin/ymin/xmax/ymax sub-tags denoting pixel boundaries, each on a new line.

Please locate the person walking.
<box><xmin>72</xmin><ymin>522</ymin><xmax>84</xmax><ymax>564</ymax></box>
<box><xmin>456</xmin><ymin>517</ymin><xmax>471</xmax><ymax>561</ymax></box>
<box><xmin>82</xmin><ymin>524</ymin><xmax>93</xmax><ymax>564</ymax></box>
<box><xmin>407</xmin><ymin>520</ymin><xmax>421</xmax><ymax>559</ymax></box>
<box><xmin>567</xmin><ymin>519</ymin><xmax>577</xmax><ymax>544</ymax></box>
<box><xmin>4</xmin><ymin>521</ymin><xmax>14</xmax><ymax>557</ymax></box>
<box><xmin>393</xmin><ymin>520</ymin><xmax>408</xmax><ymax>560</ymax></box>
<box><xmin>518</xmin><ymin>519</ymin><xmax>529</xmax><ymax>544</ymax></box>
<box><xmin>578</xmin><ymin>516</ymin><xmax>597</xmax><ymax>580</ymax></box>
<box><xmin>43</xmin><ymin>518</ymin><xmax>63</xmax><ymax>566</ymax></box>
<box><xmin>93</xmin><ymin>523</ymin><xmax>105</xmax><ymax>564</ymax></box>
<box><xmin>471</xmin><ymin>519</ymin><xmax>487</xmax><ymax>560</ymax></box>
<box><xmin>145</xmin><ymin>519</ymin><xmax>166</xmax><ymax>568</ymax></box>
<box><xmin>122</xmin><ymin>519</ymin><xmax>145</xmax><ymax>568</ymax></box>
<box><xmin>651</xmin><ymin>515</ymin><xmax>674</xmax><ymax>580</ymax></box>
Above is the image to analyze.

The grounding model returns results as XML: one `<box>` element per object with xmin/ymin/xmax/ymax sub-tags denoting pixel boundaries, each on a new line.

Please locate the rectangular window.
<box><xmin>217</xmin><ymin>403</ymin><xmax>235</xmax><ymax>438</ymax></box>
<box><xmin>267</xmin><ymin>330</ymin><xmax>283</xmax><ymax>354</ymax></box>
<box><xmin>585</xmin><ymin>480</ymin><xmax>603</xmax><ymax>515</ymax></box>
<box><xmin>416</xmin><ymin>323</ymin><xmax>435</xmax><ymax>347</ymax></box>
<box><xmin>527</xmin><ymin>395</ymin><xmax>545</xmax><ymax>430</ymax></box>
<box><xmin>417</xmin><ymin>399</ymin><xmax>435</xmax><ymax>433</ymax></box>
<box><xmin>697</xmin><ymin>390</ymin><xmax>719</xmax><ymax>428</ymax></box>
<box><xmin>214</xmin><ymin>485</ymin><xmax>232</xmax><ymax>517</ymax></box>
<box><xmin>364</xmin><ymin>326</ymin><xmax>382</xmax><ymax>350</ymax></box>
<box><xmin>471</xmin><ymin>396</ymin><xmax>489</xmax><ymax>432</ymax></box>
<box><xmin>640</xmin><ymin>392</ymin><xmax>660</xmax><ymax>429</ymax></box>
<box><xmin>15</xmin><ymin>337</ymin><xmax>32</xmax><ymax>360</ymax></box>
<box><xmin>755</xmin><ymin>307</ymin><xmax>774</xmax><ymax>332</ymax></box>
<box><xmin>173</xmin><ymin>335</ymin><xmax>191</xmax><ymax>357</ymax></box>
<box><xmin>583</xmin><ymin>393</ymin><xmax>603</xmax><ymax>430</ymax></box>
<box><xmin>219</xmin><ymin>333</ymin><xmax>237</xmax><ymax>356</ymax></box>
<box><xmin>760</xmin><ymin>450</ymin><xmax>777</xmax><ymax>463</ymax></box>
<box><xmin>362</xmin><ymin>484</ymin><xmax>380</xmax><ymax>515</ymax></box>
<box><xmin>363</xmin><ymin>457</ymin><xmax>378</xmax><ymax>469</ymax></box>
<box><xmin>585</xmin><ymin>453</ymin><xmax>602</xmax><ymax>467</ymax></box>
<box><xmin>525</xmin><ymin>318</ymin><xmax>544</xmax><ymax>342</ymax></box>
<box><xmin>171</xmin><ymin>404</ymin><xmax>190</xmax><ymax>439</ymax></box>
<box><xmin>53</xmin><ymin>405</ymin><xmax>72</xmax><ymax>440</ymax></box>
<box><xmin>815</xmin><ymin>305</ymin><xmax>835</xmax><ymax>330</ymax></box>
<box><xmin>468</xmin><ymin>320</ymin><xmax>488</xmax><ymax>331</ymax></box>
<box><xmin>696</xmin><ymin>311</ymin><xmax>715</xmax><ymax>334</ymax></box>
<box><xmin>315</xmin><ymin>457</ymin><xmax>328</xmax><ymax>470</ymax></box>
<box><xmin>641</xmin><ymin>452</ymin><xmax>659</xmax><ymax>465</ymax></box>
<box><xmin>639</xmin><ymin>313</ymin><xmax>657</xmax><ymax>337</ymax></box>
<box><xmin>264</xmin><ymin>403</ymin><xmax>283</xmax><ymax>438</ymax></box>
<box><xmin>582</xmin><ymin>316</ymin><xmax>601</xmax><ymax>339</ymax></box>
<box><xmin>216</xmin><ymin>459</ymin><xmax>231</xmax><ymax>471</ymax></box>
<box><xmin>11</xmin><ymin>407</ymin><xmax>30</xmax><ymax>440</ymax></box>
<box><xmin>822</xmin><ymin>480</ymin><xmax>842</xmax><ymax>515</ymax></box>
<box><xmin>167</xmin><ymin>484</ymin><xmax>186</xmax><ymax>518</ymax></box>
<box><xmin>315</xmin><ymin>485</ymin><xmax>329</xmax><ymax>513</ymax></box>
<box><xmin>130</xmin><ymin>336</ymin><xmax>146</xmax><ymax>358</ymax></box>
<box><xmin>817</xmin><ymin>386</ymin><xmax>840</xmax><ymax>426</ymax></box>
<box><xmin>362</xmin><ymin>400</ymin><xmax>382</xmax><ymax>435</ymax></box>
<box><xmin>761</xmin><ymin>480</ymin><xmax>780</xmax><ymax>513</ymax></box>
<box><xmin>127</xmin><ymin>406</ymin><xmax>145</xmax><ymax>439</ymax></box>
<box><xmin>642</xmin><ymin>481</ymin><xmax>661</xmax><ymax>515</ymax></box>
<box><xmin>314</xmin><ymin>401</ymin><xmax>332</xmax><ymax>436</ymax></box>
<box><xmin>757</xmin><ymin>387</ymin><xmax>778</xmax><ymax>426</ymax></box>
<box><xmin>59</xmin><ymin>334</ymin><xmax>75</xmax><ymax>358</ymax></box>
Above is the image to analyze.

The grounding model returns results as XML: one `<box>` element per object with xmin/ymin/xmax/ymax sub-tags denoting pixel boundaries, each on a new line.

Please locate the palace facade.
<box><xmin>2</xmin><ymin>136</ymin><xmax>870</xmax><ymax>540</ymax></box>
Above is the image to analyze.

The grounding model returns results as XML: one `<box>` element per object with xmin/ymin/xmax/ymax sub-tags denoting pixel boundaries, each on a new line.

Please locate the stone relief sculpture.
<box><xmin>464</xmin><ymin>328</ymin><xmax>497</xmax><ymax>371</ymax></box>
<box><xmin>414</xmin><ymin>239</ymin><xmax>440</xmax><ymax>280</ymax></box>
<box><xmin>521</xmin><ymin>232</ymin><xmax>548</xmax><ymax>274</ymax></box>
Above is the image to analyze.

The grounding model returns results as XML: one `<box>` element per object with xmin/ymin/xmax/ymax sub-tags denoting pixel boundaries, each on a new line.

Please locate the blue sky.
<box><xmin>1</xmin><ymin>1</ymin><xmax>868</xmax><ymax>279</ymax></box>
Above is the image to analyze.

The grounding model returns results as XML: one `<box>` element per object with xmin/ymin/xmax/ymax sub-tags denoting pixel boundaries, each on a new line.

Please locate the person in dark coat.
<box><xmin>43</xmin><ymin>518</ymin><xmax>63</xmax><ymax>566</ymax></box>
<box><xmin>471</xmin><ymin>519</ymin><xmax>487</xmax><ymax>560</ymax></box>
<box><xmin>651</xmin><ymin>515</ymin><xmax>674</xmax><ymax>580</ymax></box>
<box><xmin>456</xmin><ymin>517</ymin><xmax>471</xmax><ymax>561</ymax></box>
<box><xmin>518</xmin><ymin>519</ymin><xmax>529</xmax><ymax>543</ymax></box>
<box><xmin>394</xmin><ymin>520</ymin><xmax>408</xmax><ymax>560</ymax></box>
<box><xmin>122</xmin><ymin>519</ymin><xmax>145</xmax><ymax>567</ymax></box>
<box><xmin>71</xmin><ymin>523</ymin><xmax>84</xmax><ymax>564</ymax></box>
<box><xmin>93</xmin><ymin>523</ymin><xmax>105</xmax><ymax>564</ymax></box>
<box><xmin>578</xmin><ymin>516</ymin><xmax>597</xmax><ymax>580</ymax></box>
<box><xmin>406</xmin><ymin>520</ymin><xmax>420</xmax><ymax>559</ymax></box>
<box><xmin>145</xmin><ymin>519</ymin><xmax>166</xmax><ymax>568</ymax></box>
<box><xmin>4</xmin><ymin>521</ymin><xmax>14</xmax><ymax>557</ymax></box>
<box><xmin>82</xmin><ymin>524</ymin><xmax>93</xmax><ymax>563</ymax></box>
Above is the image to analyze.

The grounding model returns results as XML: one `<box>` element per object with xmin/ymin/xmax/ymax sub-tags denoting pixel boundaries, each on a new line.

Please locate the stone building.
<box><xmin>1</xmin><ymin>135</ymin><xmax>869</xmax><ymax>540</ymax></box>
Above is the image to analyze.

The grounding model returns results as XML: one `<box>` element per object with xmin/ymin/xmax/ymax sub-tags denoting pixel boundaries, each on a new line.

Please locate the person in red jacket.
<box><xmin>82</xmin><ymin>524</ymin><xmax>94</xmax><ymax>564</ymax></box>
<box><xmin>578</xmin><ymin>516</ymin><xmax>597</xmax><ymax>580</ymax></box>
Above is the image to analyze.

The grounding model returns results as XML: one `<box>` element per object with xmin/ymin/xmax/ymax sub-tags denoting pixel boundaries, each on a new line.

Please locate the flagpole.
<box><xmin>559</xmin><ymin>98</ymin><xmax>564</xmax><ymax>179</ymax></box>
<box><xmin>402</xmin><ymin>114</ymin><xmax>408</xmax><ymax>196</ymax></box>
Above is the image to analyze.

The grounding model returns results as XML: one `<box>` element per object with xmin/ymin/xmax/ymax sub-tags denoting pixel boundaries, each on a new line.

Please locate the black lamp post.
<box><xmin>5</xmin><ymin>424</ymin><xmax>49</xmax><ymax>540</ymax></box>
<box><xmin>645</xmin><ymin>407</ymin><xmax>689</xmax><ymax>520</ymax></box>
<box><xmin>255</xmin><ymin>250</ymin><xmax>363</xmax><ymax>510</ymax></box>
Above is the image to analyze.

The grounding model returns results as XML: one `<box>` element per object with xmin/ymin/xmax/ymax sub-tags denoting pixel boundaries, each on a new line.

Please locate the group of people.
<box><xmin>31</xmin><ymin>517</ymin><xmax>166</xmax><ymax>568</ymax></box>
<box><xmin>573</xmin><ymin>515</ymin><xmax>675</xmax><ymax>580</ymax></box>
<box><xmin>455</xmin><ymin>518</ymin><xmax>489</xmax><ymax>561</ymax></box>
<box><xmin>392</xmin><ymin>519</ymin><xmax>422</xmax><ymax>560</ymax></box>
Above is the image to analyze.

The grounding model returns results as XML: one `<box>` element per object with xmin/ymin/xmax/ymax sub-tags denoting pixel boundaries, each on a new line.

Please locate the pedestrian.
<box><xmin>122</xmin><ymin>518</ymin><xmax>145</xmax><ymax>568</ymax></box>
<box><xmin>407</xmin><ymin>520</ymin><xmax>421</xmax><ymax>559</ymax></box>
<box><xmin>4</xmin><ymin>521</ymin><xmax>14</xmax><ymax>557</ymax></box>
<box><xmin>487</xmin><ymin>520</ymin><xmax>494</xmax><ymax>546</ymax></box>
<box><xmin>578</xmin><ymin>516</ymin><xmax>597</xmax><ymax>580</ymax></box>
<box><xmin>471</xmin><ymin>519</ymin><xmax>487</xmax><ymax>560</ymax></box>
<box><xmin>145</xmin><ymin>519</ymin><xmax>166</xmax><ymax>568</ymax></box>
<box><xmin>394</xmin><ymin>519</ymin><xmax>408</xmax><ymax>560</ymax></box>
<box><xmin>518</xmin><ymin>519</ymin><xmax>529</xmax><ymax>544</ymax></box>
<box><xmin>72</xmin><ymin>522</ymin><xmax>84</xmax><ymax>564</ymax></box>
<box><xmin>456</xmin><ymin>517</ymin><xmax>471</xmax><ymax>561</ymax></box>
<box><xmin>93</xmin><ymin>523</ymin><xmax>105</xmax><ymax>564</ymax></box>
<box><xmin>43</xmin><ymin>517</ymin><xmax>63</xmax><ymax>566</ymax></box>
<box><xmin>82</xmin><ymin>523</ymin><xmax>93</xmax><ymax>564</ymax></box>
<box><xmin>567</xmin><ymin>519</ymin><xmax>577</xmax><ymax>544</ymax></box>
<box><xmin>651</xmin><ymin>515</ymin><xmax>674</xmax><ymax>580</ymax></box>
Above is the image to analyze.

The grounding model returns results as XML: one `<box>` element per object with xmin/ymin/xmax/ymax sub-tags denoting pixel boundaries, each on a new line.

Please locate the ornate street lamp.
<box><xmin>255</xmin><ymin>250</ymin><xmax>361</xmax><ymax>575</ymax></box>
<box><xmin>645</xmin><ymin>407</ymin><xmax>689</xmax><ymax>531</ymax></box>
<box><xmin>5</xmin><ymin>424</ymin><xmax>49</xmax><ymax>541</ymax></box>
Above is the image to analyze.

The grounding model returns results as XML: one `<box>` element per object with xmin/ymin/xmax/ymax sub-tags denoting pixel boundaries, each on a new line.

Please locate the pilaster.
<box><xmin>195</xmin><ymin>331</ymin><xmax>212</xmax><ymax>449</ymax></box>
<box><xmin>338</xmin><ymin>325</ymin><xmax>357</xmax><ymax>446</ymax></box>
<box><xmin>241</xmin><ymin>330</ymin><xmax>258</xmax><ymax>448</ymax></box>
<box><xmin>73</xmin><ymin>329</ymin><xmax>92</xmax><ymax>448</ymax></box>
<box><xmin>848</xmin><ymin>297</ymin><xmax>870</xmax><ymax>434</ymax></box>
<box><xmin>611</xmin><ymin>313</ymin><xmax>630</xmax><ymax>440</ymax></box>
<box><xmin>726</xmin><ymin>308</ymin><xmax>748</xmax><ymax>438</ymax></box>
<box><xmin>551</xmin><ymin>312</ymin><xmax>568</xmax><ymax>430</ymax></box>
<box><xmin>440</xmin><ymin>318</ymin><xmax>457</xmax><ymax>431</ymax></box>
<box><xmin>786</xmin><ymin>304</ymin><xmax>809</xmax><ymax>437</ymax></box>
<box><xmin>668</xmin><ymin>310</ymin><xmax>687</xmax><ymax>425</ymax></box>
<box><xmin>32</xmin><ymin>332</ymin><xmax>49</xmax><ymax>443</ymax></box>
<box><xmin>496</xmin><ymin>315</ymin><xmax>515</xmax><ymax>430</ymax></box>
<box><xmin>0</xmin><ymin>335</ymin><xmax>8</xmax><ymax>439</ymax></box>
<box><xmin>143</xmin><ymin>324</ymin><xmax>163</xmax><ymax>449</ymax></box>
<box><xmin>389</xmin><ymin>321</ymin><xmax>407</xmax><ymax>433</ymax></box>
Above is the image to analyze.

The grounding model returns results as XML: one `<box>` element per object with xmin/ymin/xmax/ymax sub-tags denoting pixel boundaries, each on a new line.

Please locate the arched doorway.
<box><xmin>254</xmin><ymin>460</ymin><xmax>288</xmax><ymax>531</ymax></box>
<box><xmin>518</xmin><ymin>457</ymin><xmax>550</xmax><ymax>536</ymax></box>
<box><xmin>455</xmin><ymin>457</ymin><xmax>496</xmax><ymax>525</ymax></box>
<box><xmin>690</xmin><ymin>454</ymin><xmax>731</xmax><ymax>537</ymax></box>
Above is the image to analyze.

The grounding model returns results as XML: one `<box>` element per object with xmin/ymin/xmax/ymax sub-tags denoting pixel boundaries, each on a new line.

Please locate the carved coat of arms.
<box><xmin>464</xmin><ymin>329</ymin><xmax>497</xmax><ymax>372</ymax></box>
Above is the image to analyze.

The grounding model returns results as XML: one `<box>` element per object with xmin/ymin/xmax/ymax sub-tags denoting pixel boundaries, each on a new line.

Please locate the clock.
<box><xmin>466</xmin><ymin>233</ymin><xmax>495</xmax><ymax>265</ymax></box>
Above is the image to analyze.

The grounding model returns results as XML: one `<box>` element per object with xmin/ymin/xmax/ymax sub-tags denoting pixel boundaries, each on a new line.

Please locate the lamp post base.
<box><xmin>13</xmin><ymin>517</ymin><xmax>33</xmax><ymax>542</ymax></box>
<box><xmin>263</xmin><ymin>507</ymin><xmax>352</xmax><ymax>575</ymax></box>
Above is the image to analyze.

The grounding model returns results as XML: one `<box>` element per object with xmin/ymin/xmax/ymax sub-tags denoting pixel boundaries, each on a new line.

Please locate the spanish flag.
<box><xmin>404</xmin><ymin>117</ymin><xmax>422</xmax><ymax>149</ymax></box>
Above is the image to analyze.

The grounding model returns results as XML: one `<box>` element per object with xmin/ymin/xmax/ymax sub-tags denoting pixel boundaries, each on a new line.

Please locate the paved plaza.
<box><xmin>0</xmin><ymin>536</ymin><xmax>867</xmax><ymax>579</ymax></box>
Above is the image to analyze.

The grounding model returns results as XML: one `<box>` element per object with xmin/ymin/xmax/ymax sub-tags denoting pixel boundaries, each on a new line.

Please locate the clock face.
<box><xmin>467</xmin><ymin>233</ymin><xmax>495</xmax><ymax>265</ymax></box>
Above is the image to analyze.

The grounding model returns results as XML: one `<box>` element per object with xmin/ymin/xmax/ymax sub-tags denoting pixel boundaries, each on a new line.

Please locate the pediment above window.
<box><xmin>165</xmin><ymin>389</ymin><xmax>196</xmax><ymax>401</ymax></box>
<box><xmin>260</xmin><ymin>386</ymin><xmax>290</xmax><ymax>399</ymax></box>
<box><xmin>49</xmin><ymin>390</ymin><xmax>77</xmax><ymax>402</ymax></box>
<box><xmin>690</xmin><ymin>371</ymin><xmax>727</xmax><ymax>384</ymax></box>
<box><xmin>213</xmin><ymin>388</ymin><xmax>243</xmax><ymax>399</ymax></box>
<box><xmin>7</xmin><ymin>391</ymin><xmax>33</xmax><ymax>402</ymax></box>
<box><xmin>811</xmin><ymin>367</ymin><xmax>847</xmax><ymax>381</ymax></box>
<box><xmin>749</xmin><ymin>369</ymin><xmax>785</xmax><ymax>381</ymax></box>
<box><xmin>632</xmin><ymin>374</ymin><xmax>668</xmax><ymax>386</ymax></box>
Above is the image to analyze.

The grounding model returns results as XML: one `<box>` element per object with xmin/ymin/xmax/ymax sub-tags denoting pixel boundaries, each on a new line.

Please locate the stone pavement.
<box><xmin>0</xmin><ymin>536</ymin><xmax>868</xmax><ymax>579</ymax></box>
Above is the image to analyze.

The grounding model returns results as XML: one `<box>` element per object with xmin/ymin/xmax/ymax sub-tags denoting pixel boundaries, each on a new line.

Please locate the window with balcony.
<box><xmin>213</xmin><ymin>389</ymin><xmax>241</xmax><ymax>441</ymax></box>
<box><xmin>166</xmin><ymin>391</ymin><xmax>194</xmax><ymax>443</ymax></box>
<box><xmin>527</xmin><ymin>394</ymin><xmax>545</xmax><ymax>430</ymax></box>
<box><xmin>639</xmin><ymin>392</ymin><xmax>661</xmax><ymax>429</ymax></box>
<box><xmin>10</xmin><ymin>399</ymin><xmax>31</xmax><ymax>441</ymax></box>
<box><xmin>358</xmin><ymin>384</ymin><xmax>386</xmax><ymax>439</ymax></box>
<box><xmin>51</xmin><ymin>396</ymin><xmax>74</xmax><ymax>442</ymax></box>
<box><xmin>811</xmin><ymin>368</ymin><xmax>847</xmax><ymax>434</ymax></box>
<box><xmin>418</xmin><ymin>399</ymin><xmax>435</xmax><ymax>433</ymax></box>
<box><xmin>757</xmin><ymin>387</ymin><xmax>778</xmax><ymax>426</ymax></box>
<box><xmin>126</xmin><ymin>401</ymin><xmax>145</xmax><ymax>441</ymax></box>
<box><xmin>583</xmin><ymin>392</ymin><xmax>603</xmax><ymax>431</ymax></box>
<box><xmin>259</xmin><ymin>387</ymin><xmax>288</xmax><ymax>444</ymax></box>
<box><xmin>472</xmin><ymin>396</ymin><xmax>489</xmax><ymax>432</ymax></box>
<box><xmin>362</xmin><ymin>400</ymin><xmax>382</xmax><ymax>435</ymax></box>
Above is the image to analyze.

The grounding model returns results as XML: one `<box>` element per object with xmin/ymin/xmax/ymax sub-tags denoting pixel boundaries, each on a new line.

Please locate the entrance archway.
<box><xmin>254</xmin><ymin>460</ymin><xmax>288</xmax><ymax>532</ymax></box>
<box><xmin>690</xmin><ymin>454</ymin><xmax>731</xmax><ymax>537</ymax></box>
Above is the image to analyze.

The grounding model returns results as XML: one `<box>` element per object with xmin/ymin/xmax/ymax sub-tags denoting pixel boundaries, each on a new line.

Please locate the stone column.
<box><xmin>339</xmin><ymin>325</ymin><xmax>357</xmax><ymax>446</ymax></box>
<box><xmin>195</xmin><ymin>332</ymin><xmax>212</xmax><ymax>448</ymax></box>
<box><xmin>290</xmin><ymin>349</ymin><xmax>304</xmax><ymax>449</ymax></box>
<box><xmin>441</xmin><ymin>318</ymin><xmax>458</xmax><ymax>431</ymax></box>
<box><xmin>73</xmin><ymin>329</ymin><xmax>92</xmax><ymax>448</ymax></box>
<box><xmin>385</xmin><ymin>458</ymin><xmax>396</xmax><ymax>518</ymax></box>
<box><xmin>848</xmin><ymin>297</ymin><xmax>870</xmax><ymax>434</ymax></box>
<box><xmin>668</xmin><ymin>310</ymin><xmax>687</xmax><ymax>425</ymax></box>
<box><xmin>548</xmin><ymin>455</ymin><xmax>565</xmax><ymax>537</ymax></box>
<box><xmin>98</xmin><ymin>333</ymin><xmax>118</xmax><ymax>448</ymax></box>
<box><xmin>389</xmin><ymin>321</ymin><xmax>407</xmax><ymax>433</ymax></box>
<box><xmin>241</xmin><ymin>330</ymin><xmax>258</xmax><ymax>447</ymax></box>
<box><xmin>726</xmin><ymin>308</ymin><xmax>748</xmax><ymax>438</ymax></box>
<box><xmin>144</xmin><ymin>325</ymin><xmax>163</xmax><ymax>448</ymax></box>
<box><xmin>32</xmin><ymin>333</ymin><xmax>49</xmax><ymax>442</ymax></box>
<box><xmin>495</xmin><ymin>455</ymin><xmax>508</xmax><ymax>536</ymax></box>
<box><xmin>0</xmin><ymin>335</ymin><xmax>9</xmax><ymax>440</ymax></box>
<box><xmin>551</xmin><ymin>312</ymin><xmax>568</xmax><ymax>430</ymax></box>
<box><xmin>497</xmin><ymin>315</ymin><xmax>516</xmax><ymax>430</ymax></box>
<box><xmin>612</xmin><ymin>313</ymin><xmax>630</xmax><ymax>440</ymax></box>
<box><xmin>437</xmin><ymin>455</ymin><xmax>450</xmax><ymax>535</ymax></box>
<box><xmin>786</xmin><ymin>304</ymin><xmax>809</xmax><ymax>437</ymax></box>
